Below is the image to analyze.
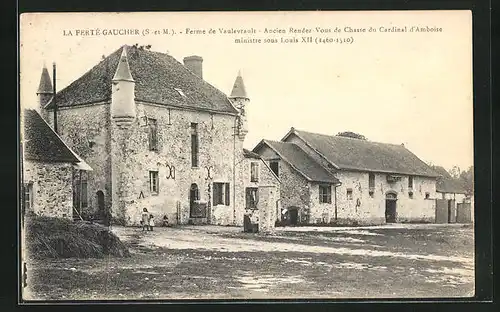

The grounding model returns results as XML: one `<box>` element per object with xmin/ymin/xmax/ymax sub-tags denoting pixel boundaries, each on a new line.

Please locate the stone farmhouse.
<box><xmin>21</xmin><ymin>109</ymin><xmax>92</xmax><ymax>220</ymax></box>
<box><xmin>33</xmin><ymin>44</ymin><xmax>279</xmax><ymax>227</ymax></box>
<box><xmin>254</xmin><ymin>127</ymin><xmax>441</xmax><ymax>225</ymax></box>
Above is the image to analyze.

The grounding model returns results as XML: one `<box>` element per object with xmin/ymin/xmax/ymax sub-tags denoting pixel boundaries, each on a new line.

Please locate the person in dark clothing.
<box><xmin>163</xmin><ymin>215</ymin><xmax>169</xmax><ymax>227</ymax></box>
<box><xmin>141</xmin><ymin>208</ymin><xmax>149</xmax><ymax>231</ymax></box>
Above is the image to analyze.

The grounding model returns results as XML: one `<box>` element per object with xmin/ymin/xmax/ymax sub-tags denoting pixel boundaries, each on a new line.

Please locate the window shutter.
<box><xmin>225</xmin><ymin>183</ymin><xmax>230</xmax><ymax>206</ymax></box>
<box><xmin>213</xmin><ymin>183</ymin><xmax>218</xmax><ymax>205</ymax></box>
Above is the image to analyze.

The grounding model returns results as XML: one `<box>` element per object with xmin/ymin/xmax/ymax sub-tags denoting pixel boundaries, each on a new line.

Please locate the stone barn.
<box><xmin>35</xmin><ymin>44</ymin><xmax>276</xmax><ymax>227</ymax></box>
<box><xmin>254</xmin><ymin>127</ymin><xmax>441</xmax><ymax>225</ymax></box>
<box><xmin>21</xmin><ymin>109</ymin><xmax>92</xmax><ymax>220</ymax></box>
<box><xmin>253</xmin><ymin>140</ymin><xmax>340</xmax><ymax>225</ymax></box>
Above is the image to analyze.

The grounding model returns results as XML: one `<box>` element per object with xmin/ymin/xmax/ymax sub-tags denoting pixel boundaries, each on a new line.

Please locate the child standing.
<box><xmin>141</xmin><ymin>208</ymin><xmax>149</xmax><ymax>231</ymax></box>
<box><xmin>162</xmin><ymin>215</ymin><xmax>169</xmax><ymax>227</ymax></box>
<box><xmin>148</xmin><ymin>214</ymin><xmax>155</xmax><ymax>231</ymax></box>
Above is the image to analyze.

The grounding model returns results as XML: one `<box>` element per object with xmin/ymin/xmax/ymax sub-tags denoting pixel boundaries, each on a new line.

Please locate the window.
<box><xmin>270</xmin><ymin>161</ymin><xmax>279</xmax><ymax>177</ymax></box>
<box><xmin>250</xmin><ymin>162</ymin><xmax>259</xmax><ymax>182</ymax></box>
<box><xmin>347</xmin><ymin>188</ymin><xmax>353</xmax><ymax>200</ymax></box>
<box><xmin>246</xmin><ymin>187</ymin><xmax>259</xmax><ymax>209</ymax></box>
<box><xmin>23</xmin><ymin>183</ymin><xmax>33</xmax><ymax>211</ymax></box>
<box><xmin>319</xmin><ymin>185</ymin><xmax>332</xmax><ymax>204</ymax></box>
<box><xmin>408</xmin><ymin>176</ymin><xmax>414</xmax><ymax>189</ymax></box>
<box><xmin>425</xmin><ymin>192</ymin><xmax>430</xmax><ymax>199</ymax></box>
<box><xmin>148</xmin><ymin>118</ymin><xmax>158</xmax><ymax>151</ymax></box>
<box><xmin>368</xmin><ymin>173</ymin><xmax>375</xmax><ymax>188</ymax></box>
<box><xmin>191</xmin><ymin>123</ymin><xmax>199</xmax><ymax>167</ymax></box>
<box><xmin>149</xmin><ymin>171</ymin><xmax>159</xmax><ymax>194</ymax></box>
<box><xmin>368</xmin><ymin>173</ymin><xmax>375</xmax><ymax>197</ymax></box>
<box><xmin>213</xmin><ymin>182</ymin><xmax>230</xmax><ymax>206</ymax></box>
<box><xmin>74</xmin><ymin>173</ymin><xmax>88</xmax><ymax>209</ymax></box>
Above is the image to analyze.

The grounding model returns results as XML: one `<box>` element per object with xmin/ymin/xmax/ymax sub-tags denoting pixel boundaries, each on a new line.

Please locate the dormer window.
<box><xmin>408</xmin><ymin>176</ymin><xmax>414</xmax><ymax>189</ymax></box>
<box><xmin>174</xmin><ymin>88</ymin><xmax>186</xmax><ymax>98</ymax></box>
<box><xmin>368</xmin><ymin>173</ymin><xmax>375</xmax><ymax>197</ymax></box>
<box><xmin>148</xmin><ymin>118</ymin><xmax>158</xmax><ymax>151</ymax></box>
<box><xmin>250</xmin><ymin>162</ymin><xmax>259</xmax><ymax>182</ymax></box>
<box><xmin>387</xmin><ymin>175</ymin><xmax>402</xmax><ymax>183</ymax></box>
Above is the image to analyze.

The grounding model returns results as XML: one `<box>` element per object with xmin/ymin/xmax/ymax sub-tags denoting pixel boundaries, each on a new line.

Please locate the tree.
<box><xmin>449</xmin><ymin>166</ymin><xmax>461</xmax><ymax>179</ymax></box>
<box><xmin>459</xmin><ymin>166</ymin><xmax>474</xmax><ymax>195</ymax></box>
<box><xmin>336</xmin><ymin>131</ymin><xmax>367</xmax><ymax>140</ymax></box>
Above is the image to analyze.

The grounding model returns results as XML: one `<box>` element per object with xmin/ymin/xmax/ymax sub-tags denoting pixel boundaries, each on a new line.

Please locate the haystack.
<box><xmin>24</xmin><ymin>216</ymin><xmax>130</xmax><ymax>259</ymax></box>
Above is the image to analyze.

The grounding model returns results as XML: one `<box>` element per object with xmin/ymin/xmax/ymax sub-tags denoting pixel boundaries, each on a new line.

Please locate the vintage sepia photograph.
<box><xmin>19</xmin><ymin>11</ymin><xmax>474</xmax><ymax>300</ymax></box>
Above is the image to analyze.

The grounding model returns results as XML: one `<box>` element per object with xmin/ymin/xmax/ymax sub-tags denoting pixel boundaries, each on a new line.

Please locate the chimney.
<box><xmin>183</xmin><ymin>56</ymin><xmax>203</xmax><ymax>79</ymax></box>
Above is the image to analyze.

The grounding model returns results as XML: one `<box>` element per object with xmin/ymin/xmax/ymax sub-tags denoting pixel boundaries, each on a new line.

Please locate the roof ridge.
<box><xmin>44</xmin><ymin>46</ymin><xmax>125</xmax><ymax>109</ymax></box>
<box><xmin>264</xmin><ymin>139</ymin><xmax>296</xmax><ymax>145</ymax></box>
<box><xmin>293</xmin><ymin>128</ymin><xmax>439</xmax><ymax>177</ymax></box>
<box><xmin>295</xmin><ymin>128</ymin><xmax>411</xmax><ymax>148</ymax></box>
<box><xmin>261</xmin><ymin>139</ymin><xmax>339</xmax><ymax>184</ymax></box>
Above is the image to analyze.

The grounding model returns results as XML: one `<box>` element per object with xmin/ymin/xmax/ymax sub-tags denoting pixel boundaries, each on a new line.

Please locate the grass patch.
<box><xmin>25</xmin><ymin>215</ymin><xmax>130</xmax><ymax>259</ymax></box>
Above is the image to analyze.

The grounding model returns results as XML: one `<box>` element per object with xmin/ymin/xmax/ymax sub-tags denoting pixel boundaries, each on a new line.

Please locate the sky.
<box><xmin>20</xmin><ymin>11</ymin><xmax>473</xmax><ymax>171</ymax></box>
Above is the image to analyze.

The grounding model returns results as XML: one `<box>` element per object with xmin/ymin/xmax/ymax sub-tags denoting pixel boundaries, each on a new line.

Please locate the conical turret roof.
<box><xmin>112</xmin><ymin>47</ymin><xmax>134</xmax><ymax>82</ymax></box>
<box><xmin>229</xmin><ymin>70</ymin><xmax>248</xmax><ymax>99</ymax></box>
<box><xmin>37</xmin><ymin>65</ymin><xmax>53</xmax><ymax>94</ymax></box>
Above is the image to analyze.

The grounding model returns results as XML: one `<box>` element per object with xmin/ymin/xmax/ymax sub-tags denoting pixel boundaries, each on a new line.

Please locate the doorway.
<box><xmin>385</xmin><ymin>191</ymin><xmax>397</xmax><ymax>223</ymax></box>
<box><xmin>96</xmin><ymin>191</ymin><xmax>109</xmax><ymax>225</ymax></box>
<box><xmin>289</xmin><ymin>207</ymin><xmax>299</xmax><ymax>225</ymax></box>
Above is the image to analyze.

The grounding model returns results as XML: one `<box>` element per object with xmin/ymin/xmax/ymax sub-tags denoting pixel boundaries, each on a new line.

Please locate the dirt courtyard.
<box><xmin>24</xmin><ymin>223</ymin><xmax>474</xmax><ymax>300</ymax></box>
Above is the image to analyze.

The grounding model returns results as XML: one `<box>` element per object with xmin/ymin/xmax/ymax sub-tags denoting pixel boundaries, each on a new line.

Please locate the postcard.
<box><xmin>19</xmin><ymin>11</ymin><xmax>474</xmax><ymax>301</ymax></box>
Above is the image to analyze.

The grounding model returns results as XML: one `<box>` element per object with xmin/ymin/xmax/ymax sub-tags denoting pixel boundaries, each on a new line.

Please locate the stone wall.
<box><xmin>257</xmin><ymin>145</ymin><xmax>312</xmax><ymax>224</ymax></box>
<box><xmin>110</xmin><ymin>102</ymin><xmax>242</xmax><ymax>226</ymax></box>
<box><xmin>46</xmin><ymin>104</ymin><xmax>111</xmax><ymax>217</ymax></box>
<box><xmin>308</xmin><ymin>182</ymin><xmax>337</xmax><ymax>224</ymax></box>
<box><xmin>257</xmin><ymin>186</ymin><xmax>279</xmax><ymax>233</ymax></box>
<box><xmin>23</xmin><ymin>160</ymin><xmax>73</xmax><ymax>218</ymax></box>
<box><xmin>46</xmin><ymin>100</ymin><xmax>262</xmax><ymax>226</ymax></box>
<box><xmin>335</xmin><ymin>171</ymin><xmax>437</xmax><ymax>224</ymax></box>
<box><xmin>281</xmin><ymin>133</ymin><xmax>438</xmax><ymax>225</ymax></box>
<box><xmin>237</xmin><ymin>156</ymin><xmax>281</xmax><ymax>227</ymax></box>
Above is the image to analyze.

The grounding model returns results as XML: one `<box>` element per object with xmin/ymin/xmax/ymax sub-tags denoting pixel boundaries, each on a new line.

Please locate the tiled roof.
<box><xmin>22</xmin><ymin>109</ymin><xmax>79</xmax><ymax>163</ymax></box>
<box><xmin>45</xmin><ymin>45</ymin><xmax>238</xmax><ymax>114</ymax></box>
<box><xmin>243</xmin><ymin>148</ymin><xmax>261</xmax><ymax>159</ymax></box>
<box><xmin>286</xmin><ymin>129</ymin><xmax>440</xmax><ymax>178</ymax></box>
<box><xmin>431</xmin><ymin>166</ymin><xmax>467</xmax><ymax>194</ymax></box>
<box><xmin>255</xmin><ymin>140</ymin><xmax>340</xmax><ymax>184</ymax></box>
